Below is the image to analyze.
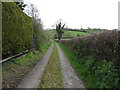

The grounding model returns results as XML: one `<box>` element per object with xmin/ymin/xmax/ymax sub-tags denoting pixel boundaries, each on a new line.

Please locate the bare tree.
<box><xmin>29</xmin><ymin>4</ymin><xmax>39</xmax><ymax>19</ymax></box>
<box><xmin>28</xmin><ymin>4</ymin><xmax>43</xmax><ymax>50</ymax></box>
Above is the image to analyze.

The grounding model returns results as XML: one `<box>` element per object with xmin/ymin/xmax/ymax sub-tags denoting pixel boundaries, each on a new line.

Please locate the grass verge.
<box><xmin>2</xmin><ymin>42</ymin><xmax>52</xmax><ymax>88</ymax></box>
<box><xmin>40</xmin><ymin>43</ymin><xmax>63</xmax><ymax>88</ymax></box>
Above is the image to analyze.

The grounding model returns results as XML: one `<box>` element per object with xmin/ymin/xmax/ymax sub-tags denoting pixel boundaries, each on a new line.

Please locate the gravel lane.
<box><xmin>56</xmin><ymin>43</ymin><xmax>86</xmax><ymax>88</ymax></box>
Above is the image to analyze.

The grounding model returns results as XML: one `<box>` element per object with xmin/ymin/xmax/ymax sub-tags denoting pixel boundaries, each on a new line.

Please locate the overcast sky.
<box><xmin>24</xmin><ymin>0</ymin><xmax>119</xmax><ymax>30</ymax></box>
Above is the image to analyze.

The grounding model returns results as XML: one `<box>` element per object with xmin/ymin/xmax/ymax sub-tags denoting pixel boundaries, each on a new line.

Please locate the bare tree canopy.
<box><xmin>14</xmin><ymin>0</ymin><xmax>27</xmax><ymax>11</ymax></box>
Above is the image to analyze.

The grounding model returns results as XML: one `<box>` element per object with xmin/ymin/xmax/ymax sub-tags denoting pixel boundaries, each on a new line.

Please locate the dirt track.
<box><xmin>16</xmin><ymin>43</ymin><xmax>85</xmax><ymax>88</ymax></box>
<box><xmin>17</xmin><ymin>44</ymin><xmax>53</xmax><ymax>88</ymax></box>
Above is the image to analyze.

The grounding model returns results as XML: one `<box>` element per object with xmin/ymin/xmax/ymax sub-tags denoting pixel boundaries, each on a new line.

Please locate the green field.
<box><xmin>48</xmin><ymin>30</ymin><xmax>91</xmax><ymax>40</ymax></box>
<box><xmin>48</xmin><ymin>29</ymin><xmax>102</xmax><ymax>40</ymax></box>
<box><xmin>64</xmin><ymin>31</ymin><xmax>90</xmax><ymax>37</ymax></box>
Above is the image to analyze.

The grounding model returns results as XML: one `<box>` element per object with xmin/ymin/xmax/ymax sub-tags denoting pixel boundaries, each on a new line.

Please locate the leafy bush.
<box><xmin>2</xmin><ymin>2</ymin><xmax>33</xmax><ymax>59</ymax></box>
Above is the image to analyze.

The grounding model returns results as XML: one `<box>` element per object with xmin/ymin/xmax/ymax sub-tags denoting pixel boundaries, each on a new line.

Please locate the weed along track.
<box><xmin>40</xmin><ymin>43</ymin><xmax>63</xmax><ymax>88</ymax></box>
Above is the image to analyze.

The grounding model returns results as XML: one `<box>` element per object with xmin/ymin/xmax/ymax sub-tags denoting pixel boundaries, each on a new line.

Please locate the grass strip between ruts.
<box><xmin>40</xmin><ymin>43</ymin><xmax>63</xmax><ymax>88</ymax></box>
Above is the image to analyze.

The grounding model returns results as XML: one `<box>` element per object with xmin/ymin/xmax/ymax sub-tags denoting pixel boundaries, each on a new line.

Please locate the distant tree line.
<box><xmin>65</xmin><ymin>28</ymin><xmax>103</xmax><ymax>32</ymax></box>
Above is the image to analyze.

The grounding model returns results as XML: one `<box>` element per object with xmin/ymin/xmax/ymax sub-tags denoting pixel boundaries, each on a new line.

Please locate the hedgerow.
<box><xmin>60</xmin><ymin>30</ymin><xmax>120</xmax><ymax>88</ymax></box>
<box><xmin>2</xmin><ymin>2</ymin><xmax>33</xmax><ymax>59</ymax></box>
<box><xmin>60</xmin><ymin>30</ymin><xmax>120</xmax><ymax>65</ymax></box>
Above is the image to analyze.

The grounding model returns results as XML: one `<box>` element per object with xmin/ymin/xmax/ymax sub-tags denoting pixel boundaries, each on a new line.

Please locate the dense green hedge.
<box><xmin>2</xmin><ymin>2</ymin><xmax>33</xmax><ymax>59</ymax></box>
